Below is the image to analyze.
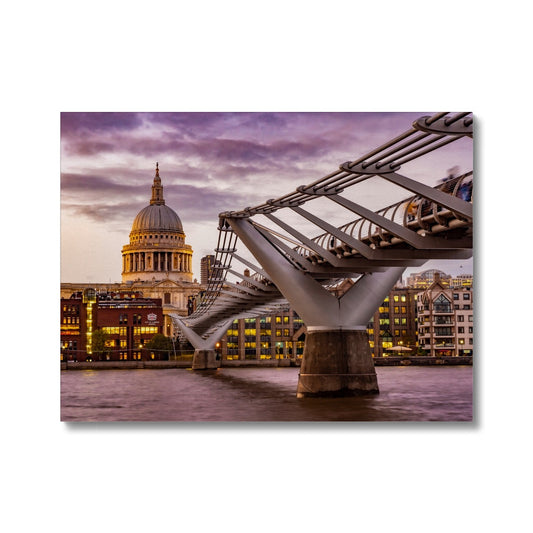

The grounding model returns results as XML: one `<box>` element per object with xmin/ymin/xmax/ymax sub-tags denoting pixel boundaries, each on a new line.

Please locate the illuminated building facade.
<box><xmin>60</xmin><ymin>289</ymin><xmax>164</xmax><ymax>361</ymax></box>
<box><xmin>219</xmin><ymin>308</ymin><xmax>305</xmax><ymax>360</ymax></box>
<box><xmin>416</xmin><ymin>273</ymin><xmax>474</xmax><ymax>356</ymax></box>
<box><xmin>367</xmin><ymin>288</ymin><xmax>419</xmax><ymax>357</ymax></box>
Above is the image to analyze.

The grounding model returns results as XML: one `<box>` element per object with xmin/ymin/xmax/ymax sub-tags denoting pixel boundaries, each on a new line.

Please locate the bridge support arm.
<box><xmin>228</xmin><ymin>217</ymin><xmax>406</xmax><ymax>397</ymax></box>
<box><xmin>171</xmin><ymin>315</ymin><xmax>233</xmax><ymax>370</ymax></box>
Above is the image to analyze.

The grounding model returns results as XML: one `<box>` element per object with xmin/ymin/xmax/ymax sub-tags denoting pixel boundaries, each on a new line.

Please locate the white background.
<box><xmin>1</xmin><ymin>2</ymin><xmax>529</xmax><ymax>532</ymax></box>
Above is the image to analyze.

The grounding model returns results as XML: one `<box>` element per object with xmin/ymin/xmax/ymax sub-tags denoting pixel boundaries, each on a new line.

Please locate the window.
<box><xmin>463</xmin><ymin>293</ymin><xmax>470</xmax><ymax>300</ymax></box>
<box><xmin>434</xmin><ymin>294</ymin><xmax>451</xmax><ymax>313</ymax></box>
<box><xmin>164</xmin><ymin>293</ymin><xmax>171</xmax><ymax>304</ymax></box>
<box><xmin>458</xmin><ymin>315</ymin><xmax>464</xmax><ymax>322</ymax></box>
<box><xmin>119</xmin><ymin>314</ymin><xmax>128</xmax><ymax>325</ymax></box>
<box><xmin>453</xmin><ymin>293</ymin><xmax>460</xmax><ymax>300</ymax></box>
<box><xmin>458</xmin><ymin>327</ymin><xmax>464</xmax><ymax>333</ymax></box>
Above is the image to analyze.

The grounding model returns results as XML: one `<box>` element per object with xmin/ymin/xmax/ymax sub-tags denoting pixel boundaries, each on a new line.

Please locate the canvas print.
<box><xmin>60</xmin><ymin>112</ymin><xmax>473</xmax><ymax>422</ymax></box>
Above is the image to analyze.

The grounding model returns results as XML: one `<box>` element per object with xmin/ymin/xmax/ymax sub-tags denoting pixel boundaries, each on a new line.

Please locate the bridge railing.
<box><xmin>297</xmin><ymin>171</ymin><xmax>473</xmax><ymax>260</ymax></box>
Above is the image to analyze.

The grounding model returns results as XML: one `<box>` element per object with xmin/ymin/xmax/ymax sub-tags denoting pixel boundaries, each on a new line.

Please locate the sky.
<box><xmin>60</xmin><ymin>112</ymin><xmax>473</xmax><ymax>283</ymax></box>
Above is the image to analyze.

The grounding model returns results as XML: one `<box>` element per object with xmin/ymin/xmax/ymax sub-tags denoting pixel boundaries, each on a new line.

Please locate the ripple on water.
<box><xmin>60</xmin><ymin>366</ymin><xmax>472</xmax><ymax>422</ymax></box>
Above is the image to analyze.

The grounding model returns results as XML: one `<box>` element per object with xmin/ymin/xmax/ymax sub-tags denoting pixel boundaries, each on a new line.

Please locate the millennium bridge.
<box><xmin>171</xmin><ymin>112</ymin><xmax>473</xmax><ymax>397</ymax></box>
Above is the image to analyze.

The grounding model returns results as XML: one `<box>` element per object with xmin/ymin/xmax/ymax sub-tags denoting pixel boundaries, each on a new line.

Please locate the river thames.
<box><xmin>61</xmin><ymin>365</ymin><xmax>472</xmax><ymax>422</ymax></box>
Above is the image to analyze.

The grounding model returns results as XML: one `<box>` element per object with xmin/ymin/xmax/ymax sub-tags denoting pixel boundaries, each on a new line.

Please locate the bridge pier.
<box><xmin>192</xmin><ymin>349</ymin><xmax>219</xmax><ymax>370</ymax></box>
<box><xmin>297</xmin><ymin>328</ymin><xmax>378</xmax><ymax>397</ymax></box>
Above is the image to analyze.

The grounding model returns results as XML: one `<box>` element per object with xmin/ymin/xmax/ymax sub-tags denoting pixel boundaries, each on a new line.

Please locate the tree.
<box><xmin>144</xmin><ymin>334</ymin><xmax>173</xmax><ymax>360</ymax></box>
<box><xmin>91</xmin><ymin>328</ymin><xmax>111</xmax><ymax>361</ymax></box>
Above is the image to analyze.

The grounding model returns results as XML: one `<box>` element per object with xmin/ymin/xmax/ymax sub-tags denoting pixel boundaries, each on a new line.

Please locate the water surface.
<box><xmin>61</xmin><ymin>366</ymin><xmax>472</xmax><ymax>422</ymax></box>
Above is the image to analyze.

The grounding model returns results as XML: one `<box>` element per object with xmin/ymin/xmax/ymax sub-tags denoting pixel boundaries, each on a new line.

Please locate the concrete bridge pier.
<box><xmin>192</xmin><ymin>349</ymin><xmax>219</xmax><ymax>370</ymax></box>
<box><xmin>228</xmin><ymin>217</ymin><xmax>405</xmax><ymax>397</ymax></box>
<box><xmin>297</xmin><ymin>327</ymin><xmax>378</xmax><ymax>397</ymax></box>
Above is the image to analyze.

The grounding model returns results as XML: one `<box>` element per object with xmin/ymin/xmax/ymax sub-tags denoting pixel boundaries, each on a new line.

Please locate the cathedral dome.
<box><xmin>131</xmin><ymin>204</ymin><xmax>183</xmax><ymax>233</ymax></box>
<box><xmin>130</xmin><ymin>162</ymin><xmax>184</xmax><ymax>235</ymax></box>
<box><xmin>122</xmin><ymin>163</ymin><xmax>193</xmax><ymax>284</ymax></box>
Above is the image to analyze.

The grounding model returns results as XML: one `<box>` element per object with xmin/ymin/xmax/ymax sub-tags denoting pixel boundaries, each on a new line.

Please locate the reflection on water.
<box><xmin>61</xmin><ymin>366</ymin><xmax>472</xmax><ymax>422</ymax></box>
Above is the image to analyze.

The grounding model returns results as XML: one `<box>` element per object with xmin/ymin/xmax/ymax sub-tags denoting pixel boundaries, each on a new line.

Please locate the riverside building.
<box><xmin>60</xmin><ymin>289</ymin><xmax>164</xmax><ymax>361</ymax></box>
<box><xmin>416</xmin><ymin>272</ymin><xmax>474</xmax><ymax>356</ymax></box>
<box><xmin>219</xmin><ymin>308</ymin><xmax>305</xmax><ymax>361</ymax></box>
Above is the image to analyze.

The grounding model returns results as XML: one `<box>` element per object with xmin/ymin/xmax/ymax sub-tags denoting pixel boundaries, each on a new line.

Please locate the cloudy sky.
<box><xmin>60</xmin><ymin>112</ymin><xmax>473</xmax><ymax>283</ymax></box>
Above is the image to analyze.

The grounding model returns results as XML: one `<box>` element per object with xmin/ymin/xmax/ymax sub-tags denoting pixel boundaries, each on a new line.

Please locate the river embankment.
<box><xmin>60</xmin><ymin>356</ymin><xmax>472</xmax><ymax>371</ymax></box>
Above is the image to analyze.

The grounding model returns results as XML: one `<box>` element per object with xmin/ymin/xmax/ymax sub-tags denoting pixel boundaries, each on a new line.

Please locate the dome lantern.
<box><xmin>150</xmin><ymin>162</ymin><xmax>165</xmax><ymax>205</ymax></box>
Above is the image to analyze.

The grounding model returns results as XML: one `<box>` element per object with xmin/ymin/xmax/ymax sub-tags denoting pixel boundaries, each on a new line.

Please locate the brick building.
<box><xmin>60</xmin><ymin>288</ymin><xmax>164</xmax><ymax>361</ymax></box>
